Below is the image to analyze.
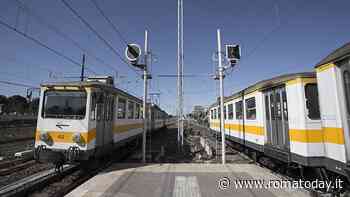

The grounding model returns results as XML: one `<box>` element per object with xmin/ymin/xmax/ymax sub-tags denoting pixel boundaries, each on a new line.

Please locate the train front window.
<box><xmin>42</xmin><ymin>90</ymin><xmax>87</xmax><ymax>119</ymax></box>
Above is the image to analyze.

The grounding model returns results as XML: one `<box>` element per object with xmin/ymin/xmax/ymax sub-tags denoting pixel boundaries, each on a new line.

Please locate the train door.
<box><xmin>150</xmin><ymin>107</ymin><xmax>155</xmax><ymax>131</ymax></box>
<box><xmin>95</xmin><ymin>93</ymin><xmax>105</xmax><ymax>150</ymax></box>
<box><xmin>103</xmin><ymin>94</ymin><xmax>114</xmax><ymax>146</ymax></box>
<box><xmin>340</xmin><ymin>59</ymin><xmax>350</xmax><ymax>162</ymax></box>
<box><xmin>264</xmin><ymin>87</ymin><xmax>289</xmax><ymax>149</ymax></box>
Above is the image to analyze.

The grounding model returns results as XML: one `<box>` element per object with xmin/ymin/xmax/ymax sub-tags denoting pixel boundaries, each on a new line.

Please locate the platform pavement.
<box><xmin>66</xmin><ymin>163</ymin><xmax>311</xmax><ymax>197</ymax></box>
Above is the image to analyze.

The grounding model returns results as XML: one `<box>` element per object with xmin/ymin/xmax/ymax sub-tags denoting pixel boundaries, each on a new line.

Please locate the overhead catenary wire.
<box><xmin>13</xmin><ymin>0</ymin><xmax>115</xmax><ymax>74</ymax></box>
<box><xmin>89</xmin><ymin>0</ymin><xmax>128</xmax><ymax>46</ymax></box>
<box><xmin>243</xmin><ymin>0</ymin><xmax>304</xmax><ymax>60</ymax></box>
<box><xmin>0</xmin><ymin>17</ymin><xmax>97</xmax><ymax>75</ymax></box>
<box><xmin>0</xmin><ymin>80</ymin><xmax>38</xmax><ymax>89</ymax></box>
<box><xmin>60</xmin><ymin>0</ymin><xmax>140</xmax><ymax>75</ymax></box>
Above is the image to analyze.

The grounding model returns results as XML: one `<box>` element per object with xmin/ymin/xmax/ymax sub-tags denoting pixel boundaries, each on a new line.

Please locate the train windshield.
<box><xmin>42</xmin><ymin>90</ymin><xmax>87</xmax><ymax>119</ymax></box>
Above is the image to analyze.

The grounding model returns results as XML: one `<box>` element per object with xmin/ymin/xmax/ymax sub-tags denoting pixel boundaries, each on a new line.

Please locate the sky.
<box><xmin>0</xmin><ymin>0</ymin><xmax>349</xmax><ymax>115</ymax></box>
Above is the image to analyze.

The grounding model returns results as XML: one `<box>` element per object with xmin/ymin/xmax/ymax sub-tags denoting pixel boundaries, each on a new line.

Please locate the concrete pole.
<box><xmin>142</xmin><ymin>30</ymin><xmax>148</xmax><ymax>163</ymax></box>
<box><xmin>217</xmin><ymin>29</ymin><xmax>226</xmax><ymax>164</ymax></box>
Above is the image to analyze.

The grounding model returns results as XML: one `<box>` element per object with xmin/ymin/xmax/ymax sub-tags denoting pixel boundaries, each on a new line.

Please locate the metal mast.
<box><xmin>142</xmin><ymin>30</ymin><xmax>149</xmax><ymax>163</ymax></box>
<box><xmin>177</xmin><ymin>0</ymin><xmax>184</xmax><ymax>147</ymax></box>
<box><xmin>217</xmin><ymin>29</ymin><xmax>226</xmax><ymax>164</ymax></box>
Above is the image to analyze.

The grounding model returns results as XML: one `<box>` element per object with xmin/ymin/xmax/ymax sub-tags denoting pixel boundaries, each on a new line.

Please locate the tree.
<box><xmin>7</xmin><ymin>95</ymin><xmax>28</xmax><ymax>115</ymax></box>
<box><xmin>28</xmin><ymin>97</ymin><xmax>40</xmax><ymax>115</ymax></box>
<box><xmin>0</xmin><ymin>95</ymin><xmax>8</xmax><ymax>114</ymax></box>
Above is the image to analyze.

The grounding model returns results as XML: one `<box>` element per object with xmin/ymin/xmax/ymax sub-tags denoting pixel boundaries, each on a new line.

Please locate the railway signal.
<box><xmin>214</xmin><ymin>29</ymin><xmax>241</xmax><ymax>165</ymax></box>
<box><xmin>125</xmin><ymin>44</ymin><xmax>142</xmax><ymax>66</ymax></box>
<box><xmin>124</xmin><ymin>32</ymin><xmax>151</xmax><ymax>164</ymax></box>
<box><xmin>225</xmin><ymin>44</ymin><xmax>241</xmax><ymax>65</ymax></box>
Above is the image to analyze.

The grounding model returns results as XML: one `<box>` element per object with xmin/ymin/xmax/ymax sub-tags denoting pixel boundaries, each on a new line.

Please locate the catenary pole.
<box><xmin>181</xmin><ymin>0</ymin><xmax>184</xmax><ymax>146</ymax></box>
<box><xmin>217</xmin><ymin>29</ymin><xmax>226</xmax><ymax>164</ymax></box>
<box><xmin>80</xmin><ymin>54</ymin><xmax>85</xmax><ymax>81</ymax></box>
<box><xmin>142</xmin><ymin>30</ymin><xmax>149</xmax><ymax>163</ymax></box>
<box><xmin>177</xmin><ymin>0</ymin><xmax>181</xmax><ymax>146</ymax></box>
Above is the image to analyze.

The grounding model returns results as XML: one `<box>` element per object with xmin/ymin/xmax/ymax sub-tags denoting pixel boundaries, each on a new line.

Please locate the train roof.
<box><xmin>41</xmin><ymin>81</ymin><xmax>169</xmax><ymax>115</ymax></box>
<box><xmin>315</xmin><ymin>42</ymin><xmax>350</xmax><ymax>68</ymax></box>
<box><xmin>40</xmin><ymin>81</ymin><xmax>142</xmax><ymax>103</ymax></box>
<box><xmin>209</xmin><ymin>72</ymin><xmax>315</xmax><ymax>108</ymax></box>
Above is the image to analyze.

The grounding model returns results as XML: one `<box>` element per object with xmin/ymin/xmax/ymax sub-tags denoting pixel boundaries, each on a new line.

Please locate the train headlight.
<box><xmin>40</xmin><ymin>133</ymin><xmax>49</xmax><ymax>142</ymax></box>
<box><xmin>72</xmin><ymin>133</ymin><xmax>81</xmax><ymax>143</ymax></box>
<box><xmin>72</xmin><ymin>133</ymin><xmax>85</xmax><ymax>146</ymax></box>
<box><xmin>40</xmin><ymin>132</ymin><xmax>53</xmax><ymax>146</ymax></box>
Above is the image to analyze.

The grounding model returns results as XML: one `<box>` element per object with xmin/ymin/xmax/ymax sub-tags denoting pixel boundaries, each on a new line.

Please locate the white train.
<box><xmin>34</xmin><ymin>76</ymin><xmax>169</xmax><ymax>166</ymax></box>
<box><xmin>209</xmin><ymin>42</ymin><xmax>350</xmax><ymax>184</ymax></box>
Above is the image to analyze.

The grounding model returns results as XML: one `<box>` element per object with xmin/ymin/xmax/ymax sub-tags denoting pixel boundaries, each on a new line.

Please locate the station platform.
<box><xmin>66</xmin><ymin>163</ymin><xmax>311</xmax><ymax>197</ymax></box>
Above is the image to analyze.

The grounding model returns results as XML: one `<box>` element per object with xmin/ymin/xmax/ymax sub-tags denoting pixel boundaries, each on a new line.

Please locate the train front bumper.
<box><xmin>34</xmin><ymin>145</ymin><xmax>89</xmax><ymax>164</ymax></box>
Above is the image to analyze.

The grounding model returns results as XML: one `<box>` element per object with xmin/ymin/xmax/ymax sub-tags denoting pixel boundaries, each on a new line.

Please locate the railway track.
<box><xmin>0</xmin><ymin>137</ymin><xmax>34</xmax><ymax>145</ymax></box>
<box><xmin>0</xmin><ymin>160</ymin><xmax>36</xmax><ymax>176</ymax></box>
<box><xmin>0</xmin><ymin>139</ymin><xmax>141</xmax><ymax>197</ymax></box>
<box><xmin>0</xmin><ymin>157</ymin><xmax>32</xmax><ymax>168</ymax></box>
<box><xmin>0</xmin><ymin>164</ymin><xmax>76</xmax><ymax>197</ymax></box>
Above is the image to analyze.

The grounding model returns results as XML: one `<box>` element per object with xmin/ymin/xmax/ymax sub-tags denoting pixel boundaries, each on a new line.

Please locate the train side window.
<box><xmin>109</xmin><ymin>96</ymin><xmax>114</xmax><ymax>120</ymax></box>
<box><xmin>117</xmin><ymin>98</ymin><xmax>126</xmax><ymax>119</ymax></box>
<box><xmin>128</xmin><ymin>101</ymin><xmax>135</xmax><ymax>119</ymax></box>
<box><xmin>214</xmin><ymin>109</ymin><xmax>217</xmax><ymax>119</ymax></box>
<box><xmin>105</xmin><ymin>96</ymin><xmax>111</xmax><ymax>120</ymax></box>
<box><xmin>265</xmin><ymin>95</ymin><xmax>270</xmax><ymax>120</ymax></box>
<box><xmin>245</xmin><ymin>97</ymin><xmax>256</xmax><ymax>120</ymax></box>
<box><xmin>305</xmin><ymin>84</ymin><xmax>320</xmax><ymax>120</ymax></box>
<box><xmin>228</xmin><ymin>104</ymin><xmax>234</xmax><ymax>120</ymax></box>
<box><xmin>282</xmin><ymin>90</ymin><xmax>288</xmax><ymax>120</ymax></box>
<box><xmin>218</xmin><ymin>108</ymin><xmax>221</xmax><ymax>119</ymax></box>
<box><xmin>90</xmin><ymin>93</ymin><xmax>97</xmax><ymax>120</ymax></box>
<box><xmin>235</xmin><ymin>101</ymin><xmax>243</xmax><ymax>119</ymax></box>
<box><xmin>135</xmin><ymin>104</ymin><xmax>140</xmax><ymax>119</ymax></box>
<box><xmin>224</xmin><ymin>105</ymin><xmax>227</xmax><ymax>119</ymax></box>
<box><xmin>211</xmin><ymin>110</ymin><xmax>214</xmax><ymax>119</ymax></box>
<box><xmin>343</xmin><ymin>71</ymin><xmax>350</xmax><ymax>115</ymax></box>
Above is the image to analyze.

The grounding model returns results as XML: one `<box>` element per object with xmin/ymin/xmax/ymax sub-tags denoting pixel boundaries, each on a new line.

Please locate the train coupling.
<box><xmin>66</xmin><ymin>146</ymin><xmax>81</xmax><ymax>162</ymax></box>
<box><xmin>34</xmin><ymin>145</ymin><xmax>65</xmax><ymax>165</ymax></box>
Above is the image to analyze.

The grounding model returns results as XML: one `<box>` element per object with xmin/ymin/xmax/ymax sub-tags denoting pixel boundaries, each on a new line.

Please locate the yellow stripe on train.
<box><xmin>210</xmin><ymin>122</ymin><xmax>345</xmax><ymax>145</ymax></box>
<box><xmin>289</xmin><ymin>127</ymin><xmax>344</xmax><ymax>144</ymax></box>
<box><xmin>35</xmin><ymin>128</ymin><xmax>96</xmax><ymax>144</ymax></box>
<box><xmin>36</xmin><ymin>123</ymin><xmax>144</xmax><ymax>143</ymax></box>
<box><xmin>210</xmin><ymin>122</ymin><xmax>264</xmax><ymax>136</ymax></box>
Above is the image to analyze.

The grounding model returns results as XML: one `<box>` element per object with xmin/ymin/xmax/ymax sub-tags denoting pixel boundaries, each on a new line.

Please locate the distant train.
<box><xmin>34</xmin><ymin>76</ymin><xmax>170</xmax><ymax>166</ymax></box>
<box><xmin>209</xmin><ymin>42</ymin><xmax>350</xmax><ymax>185</ymax></box>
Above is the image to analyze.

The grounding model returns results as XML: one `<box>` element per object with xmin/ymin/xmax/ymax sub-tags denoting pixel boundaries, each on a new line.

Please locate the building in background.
<box><xmin>191</xmin><ymin>105</ymin><xmax>208</xmax><ymax>126</ymax></box>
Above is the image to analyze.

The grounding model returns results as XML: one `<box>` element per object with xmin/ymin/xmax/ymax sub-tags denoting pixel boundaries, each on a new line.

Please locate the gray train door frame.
<box><xmin>339</xmin><ymin>58</ymin><xmax>350</xmax><ymax>163</ymax></box>
<box><xmin>96</xmin><ymin>92</ymin><xmax>105</xmax><ymax>153</ymax></box>
<box><xmin>103</xmin><ymin>94</ymin><xmax>114</xmax><ymax>147</ymax></box>
<box><xmin>264</xmin><ymin>86</ymin><xmax>290</xmax><ymax>150</ymax></box>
